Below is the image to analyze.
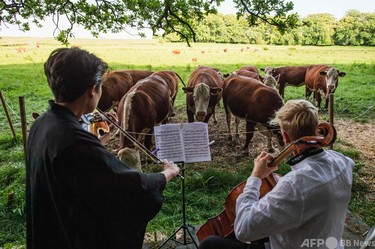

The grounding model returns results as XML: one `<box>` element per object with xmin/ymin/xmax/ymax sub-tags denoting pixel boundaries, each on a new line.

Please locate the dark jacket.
<box><xmin>26</xmin><ymin>101</ymin><xmax>166</xmax><ymax>249</ymax></box>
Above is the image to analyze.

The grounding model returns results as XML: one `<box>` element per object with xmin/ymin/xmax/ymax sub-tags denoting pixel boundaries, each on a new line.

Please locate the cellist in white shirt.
<box><xmin>199</xmin><ymin>99</ymin><xmax>354</xmax><ymax>249</ymax></box>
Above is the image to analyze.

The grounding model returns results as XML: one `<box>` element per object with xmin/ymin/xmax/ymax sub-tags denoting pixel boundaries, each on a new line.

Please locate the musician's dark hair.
<box><xmin>44</xmin><ymin>47</ymin><xmax>108</xmax><ymax>102</ymax></box>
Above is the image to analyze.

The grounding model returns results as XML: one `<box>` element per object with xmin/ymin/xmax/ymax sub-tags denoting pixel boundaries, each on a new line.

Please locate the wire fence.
<box><xmin>1</xmin><ymin>95</ymin><xmax>374</xmax><ymax>139</ymax></box>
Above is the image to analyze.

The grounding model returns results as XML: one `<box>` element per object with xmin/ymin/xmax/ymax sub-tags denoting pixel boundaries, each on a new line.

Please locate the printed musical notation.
<box><xmin>153</xmin><ymin>122</ymin><xmax>211</xmax><ymax>163</ymax></box>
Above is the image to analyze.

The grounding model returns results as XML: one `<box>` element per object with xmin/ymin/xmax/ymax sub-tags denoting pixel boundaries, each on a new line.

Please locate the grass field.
<box><xmin>0</xmin><ymin>37</ymin><xmax>374</xmax><ymax>248</ymax></box>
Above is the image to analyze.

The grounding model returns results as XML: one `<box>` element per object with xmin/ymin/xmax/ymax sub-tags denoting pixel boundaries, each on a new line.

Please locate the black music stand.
<box><xmin>157</xmin><ymin>161</ymin><xmax>199</xmax><ymax>249</ymax></box>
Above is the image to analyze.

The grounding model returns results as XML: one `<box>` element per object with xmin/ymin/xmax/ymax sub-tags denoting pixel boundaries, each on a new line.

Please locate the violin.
<box><xmin>196</xmin><ymin>122</ymin><xmax>336</xmax><ymax>242</ymax></box>
<box><xmin>96</xmin><ymin>109</ymin><xmax>184</xmax><ymax>178</ymax></box>
<box><xmin>87</xmin><ymin>110</ymin><xmax>110</xmax><ymax>138</ymax></box>
<box><xmin>96</xmin><ymin>108</ymin><xmax>163</xmax><ymax>164</ymax></box>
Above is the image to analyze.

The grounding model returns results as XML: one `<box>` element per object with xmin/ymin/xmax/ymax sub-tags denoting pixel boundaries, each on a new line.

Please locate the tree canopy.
<box><xmin>163</xmin><ymin>10</ymin><xmax>375</xmax><ymax>46</ymax></box>
<box><xmin>0</xmin><ymin>0</ymin><xmax>298</xmax><ymax>45</ymax></box>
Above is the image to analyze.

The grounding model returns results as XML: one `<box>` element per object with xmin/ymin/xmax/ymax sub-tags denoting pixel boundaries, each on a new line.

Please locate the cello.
<box><xmin>196</xmin><ymin>122</ymin><xmax>337</xmax><ymax>242</ymax></box>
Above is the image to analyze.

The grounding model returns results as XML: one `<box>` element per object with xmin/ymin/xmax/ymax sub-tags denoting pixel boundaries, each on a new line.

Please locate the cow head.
<box><xmin>261</xmin><ymin>66</ymin><xmax>274</xmax><ymax>76</ymax></box>
<box><xmin>262</xmin><ymin>74</ymin><xmax>279</xmax><ymax>89</ymax></box>
<box><xmin>183</xmin><ymin>83</ymin><xmax>222</xmax><ymax>122</ymax></box>
<box><xmin>320</xmin><ymin>68</ymin><xmax>346</xmax><ymax>94</ymax></box>
<box><xmin>118</xmin><ymin>147</ymin><xmax>142</xmax><ymax>172</ymax></box>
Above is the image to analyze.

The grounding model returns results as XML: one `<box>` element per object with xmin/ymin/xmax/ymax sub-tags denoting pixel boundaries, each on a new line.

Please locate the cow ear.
<box><xmin>320</xmin><ymin>71</ymin><xmax>328</xmax><ymax>76</ymax></box>
<box><xmin>260</xmin><ymin>68</ymin><xmax>265</xmax><ymax>71</ymax></box>
<box><xmin>338</xmin><ymin>72</ymin><xmax>346</xmax><ymax>77</ymax></box>
<box><xmin>182</xmin><ymin>87</ymin><xmax>194</xmax><ymax>93</ymax></box>
<box><xmin>210</xmin><ymin>87</ymin><xmax>223</xmax><ymax>95</ymax></box>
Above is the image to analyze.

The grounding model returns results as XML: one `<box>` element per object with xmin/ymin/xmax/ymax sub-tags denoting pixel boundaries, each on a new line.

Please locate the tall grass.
<box><xmin>0</xmin><ymin>38</ymin><xmax>374</xmax><ymax>247</ymax></box>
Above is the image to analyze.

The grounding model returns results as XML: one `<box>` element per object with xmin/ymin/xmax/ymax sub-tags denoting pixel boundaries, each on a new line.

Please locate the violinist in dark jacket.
<box><xmin>26</xmin><ymin>47</ymin><xmax>180</xmax><ymax>249</ymax></box>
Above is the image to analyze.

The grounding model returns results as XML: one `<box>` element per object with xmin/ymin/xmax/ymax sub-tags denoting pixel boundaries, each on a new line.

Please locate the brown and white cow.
<box><xmin>261</xmin><ymin>67</ymin><xmax>279</xmax><ymax>89</ymax></box>
<box><xmin>98</xmin><ymin>70</ymin><xmax>134</xmax><ymax>111</ymax></box>
<box><xmin>223</xmin><ymin>65</ymin><xmax>261</xmax><ymax>79</ymax></box>
<box><xmin>262</xmin><ymin>74</ymin><xmax>279</xmax><ymax>88</ymax></box>
<box><xmin>98</xmin><ymin>69</ymin><xmax>154</xmax><ymax>111</ymax></box>
<box><xmin>183</xmin><ymin>66</ymin><xmax>224</xmax><ymax>123</ymax></box>
<box><xmin>239</xmin><ymin>65</ymin><xmax>259</xmax><ymax>74</ymax></box>
<box><xmin>223</xmin><ymin>74</ymin><xmax>284</xmax><ymax>153</ymax></box>
<box><xmin>261</xmin><ymin>66</ymin><xmax>309</xmax><ymax>98</ymax></box>
<box><xmin>197</xmin><ymin>65</ymin><xmax>225</xmax><ymax>80</ymax></box>
<box><xmin>305</xmin><ymin>65</ymin><xmax>346</xmax><ymax>110</ymax></box>
<box><xmin>149</xmin><ymin>70</ymin><xmax>183</xmax><ymax>118</ymax></box>
<box><xmin>118</xmin><ymin>147</ymin><xmax>142</xmax><ymax>171</ymax></box>
<box><xmin>122</xmin><ymin>69</ymin><xmax>154</xmax><ymax>85</ymax></box>
<box><xmin>232</xmin><ymin>69</ymin><xmax>262</xmax><ymax>81</ymax></box>
<box><xmin>116</xmin><ymin>74</ymin><xmax>171</xmax><ymax>165</ymax></box>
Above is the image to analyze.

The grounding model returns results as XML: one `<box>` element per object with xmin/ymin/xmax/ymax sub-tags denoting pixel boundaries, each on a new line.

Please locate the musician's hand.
<box><xmin>251</xmin><ymin>151</ymin><xmax>278</xmax><ymax>179</ymax></box>
<box><xmin>161</xmin><ymin>160</ymin><xmax>180</xmax><ymax>183</ymax></box>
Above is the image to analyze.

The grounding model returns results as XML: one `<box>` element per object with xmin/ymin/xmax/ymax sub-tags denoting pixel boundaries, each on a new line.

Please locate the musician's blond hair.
<box><xmin>271</xmin><ymin>99</ymin><xmax>318</xmax><ymax>141</ymax></box>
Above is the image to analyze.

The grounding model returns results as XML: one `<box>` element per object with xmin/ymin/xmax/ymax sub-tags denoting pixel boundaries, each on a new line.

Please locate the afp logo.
<box><xmin>301</xmin><ymin>237</ymin><xmax>338</xmax><ymax>249</ymax></box>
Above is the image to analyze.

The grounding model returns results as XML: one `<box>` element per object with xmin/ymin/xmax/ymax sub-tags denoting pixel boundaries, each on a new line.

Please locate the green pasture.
<box><xmin>0</xmin><ymin>37</ymin><xmax>374</xmax><ymax>248</ymax></box>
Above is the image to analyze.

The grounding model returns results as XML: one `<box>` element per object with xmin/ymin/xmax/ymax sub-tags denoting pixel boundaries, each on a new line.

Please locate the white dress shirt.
<box><xmin>234</xmin><ymin>149</ymin><xmax>354</xmax><ymax>249</ymax></box>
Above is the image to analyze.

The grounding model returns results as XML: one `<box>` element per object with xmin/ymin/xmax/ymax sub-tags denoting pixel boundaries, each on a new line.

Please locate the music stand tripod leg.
<box><xmin>157</xmin><ymin>162</ymin><xmax>199</xmax><ymax>249</ymax></box>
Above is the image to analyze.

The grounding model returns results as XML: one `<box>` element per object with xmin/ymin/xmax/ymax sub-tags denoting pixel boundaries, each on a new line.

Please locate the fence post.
<box><xmin>329</xmin><ymin>93</ymin><xmax>334</xmax><ymax>149</ymax></box>
<box><xmin>19</xmin><ymin>96</ymin><xmax>28</xmax><ymax>161</ymax></box>
<box><xmin>0</xmin><ymin>91</ymin><xmax>17</xmax><ymax>139</ymax></box>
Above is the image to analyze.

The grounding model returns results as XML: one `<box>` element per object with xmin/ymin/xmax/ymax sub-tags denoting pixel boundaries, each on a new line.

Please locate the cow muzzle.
<box><xmin>195</xmin><ymin>111</ymin><xmax>206</xmax><ymax>121</ymax></box>
<box><xmin>327</xmin><ymin>84</ymin><xmax>335</xmax><ymax>94</ymax></box>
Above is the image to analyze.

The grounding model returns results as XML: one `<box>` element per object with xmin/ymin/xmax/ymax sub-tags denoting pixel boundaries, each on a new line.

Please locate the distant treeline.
<box><xmin>162</xmin><ymin>10</ymin><xmax>375</xmax><ymax>46</ymax></box>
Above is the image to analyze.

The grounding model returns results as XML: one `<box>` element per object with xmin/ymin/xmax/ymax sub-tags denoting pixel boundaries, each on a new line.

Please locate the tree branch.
<box><xmin>167</xmin><ymin>4</ymin><xmax>196</xmax><ymax>43</ymax></box>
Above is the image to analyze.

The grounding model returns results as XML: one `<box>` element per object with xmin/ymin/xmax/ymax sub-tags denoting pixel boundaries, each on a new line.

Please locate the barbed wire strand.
<box><xmin>1</xmin><ymin>100</ymin><xmax>374</xmax><ymax>138</ymax></box>
<box><xmin>351</xmin><ymin>105</ymin><xmax>374</xmax><ymax>120</ymax></box>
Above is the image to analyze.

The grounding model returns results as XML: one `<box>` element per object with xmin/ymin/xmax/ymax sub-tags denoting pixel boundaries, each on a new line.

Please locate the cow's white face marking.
<box><xmin>263</xmin><ymin>74</ymin><xmax>277</xmax><ymax>88</ymax></box>
<box><xmin>324</xmin><ymin>68</ymin><xmax>340</xmax><ymax>94</ymax></box>
<box><xmin>118</xmin><ymin>147</ymin><xmax>142</xmax><ymax>171</ymax></box>
<box><xmin>193</xmin><ymin>83</ymin><xmax>210</xmax><ymax>121</ymax></box>
<box><xmin>263</xmin><ymin>66</ymin><xmax>274</xmax><ymax>76</ymax></box>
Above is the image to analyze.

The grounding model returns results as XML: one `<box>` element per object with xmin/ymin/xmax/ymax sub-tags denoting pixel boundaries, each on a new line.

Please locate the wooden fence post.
<box><xmin>19</xmin><ymin>96</ymin><xmax>28</xmax><ymax>161</ymax></box>
<box><xmin>329</xmin><ymin>93</ymin><xmax>334</xmax><ymax>149</ymax></box>
<box><xmin>0</xmin><ymin>91</ymin><xmax>17</xmax><ymax>139</ymax></box>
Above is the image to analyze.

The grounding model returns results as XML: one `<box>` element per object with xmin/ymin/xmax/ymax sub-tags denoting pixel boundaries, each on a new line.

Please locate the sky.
<box><xmin>1</xmin><ymin>0</ymin><xmax>374</xmax><ymax>39</ymax></box>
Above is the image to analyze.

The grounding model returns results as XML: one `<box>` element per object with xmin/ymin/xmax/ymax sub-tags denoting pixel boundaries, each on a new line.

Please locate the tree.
<box><xmin>0</xmin><ymin>0</ymin><xmax>298</xmax><ymax>46</ymax></box>
<box><xmin>301</xmin><ymin>14</ymin><xmax>336</xmax><ymax>45</ymax></box>
<box><xmin>334</xmin><ymin>10</ymin><xmax>375</xmax><ymax>46</ymax></box>
<box><xmin>199</xmin><ymin>13</ymin><xmax>228</xmax><ymax>43</ymax></box>
<box><xmin>224</xmin><ymin>14</ymin><xmax>249</xmax><ymax>43</ymax></box>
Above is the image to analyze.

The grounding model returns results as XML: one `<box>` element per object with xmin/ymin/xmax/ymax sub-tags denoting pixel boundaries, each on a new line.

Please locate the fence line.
<box><xmin>1</xmin><ymin>98</ymin><xmax>374</xmax><ymax>138</ymax></box>
<box><xmin>351</xmin><ymin>105</ymin><xmax>374</xmax><ymax>120</ymax></box>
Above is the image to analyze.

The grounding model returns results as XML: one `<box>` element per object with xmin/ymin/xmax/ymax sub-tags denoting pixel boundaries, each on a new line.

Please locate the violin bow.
<box><xmin>96</xmin><ymin>108</ymin><xmax>163</xmax><ymax>164</ymax></box>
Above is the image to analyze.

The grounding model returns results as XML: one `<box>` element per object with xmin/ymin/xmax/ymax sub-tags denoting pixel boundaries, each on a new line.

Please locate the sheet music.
<box><xmin>153</xmin><ymin>122</ymin><xmax>211</xmax><ymax>163</ymax></box>
<box><xmin>154</xmin><ymin>124</ymin><xmax>185</xmax><ymax>162</ymax></box>
<box><xmin>181</xmin><ymin>122</ymin><xmax>211</xmax><ymax>163</ymax></box>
